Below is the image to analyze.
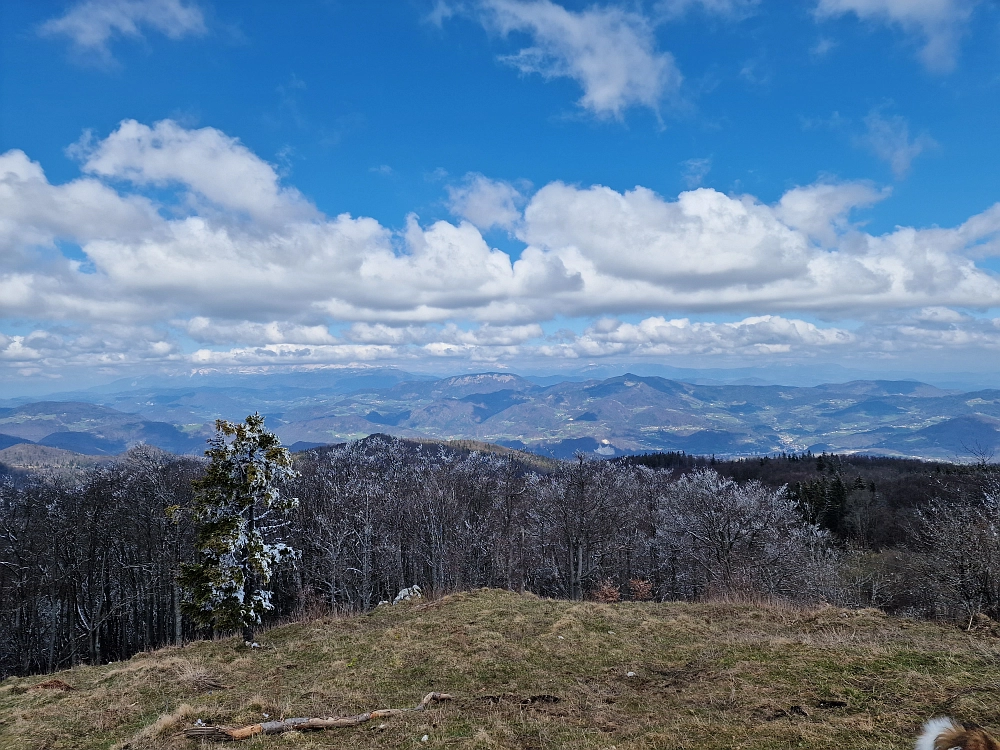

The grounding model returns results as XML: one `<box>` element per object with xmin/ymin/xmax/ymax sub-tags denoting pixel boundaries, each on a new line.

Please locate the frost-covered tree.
<box><xmin>657</xmin><ymin>469</ymin><xmax>837</xmax><ymax>601</ymax></box>
<box><xmin>914</xmin><ymin>481</ymin><xmax>1000</xmax><ymax>622</ymax></box>
<box><xmin>178</xmin><ymin>414</ymin><xmax>299</xmax><ymax>642</ymax></box>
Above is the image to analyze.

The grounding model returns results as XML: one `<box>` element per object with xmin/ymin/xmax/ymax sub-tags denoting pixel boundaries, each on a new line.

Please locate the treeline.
<box><xmin>1</xmin><ymin>437</ymin><xmax>998</xmax><ymax>678</ymax></box>
<box><xmin>291</xmin><ymin>438</ymin><xmax>834</xmax><ymax>610</ymax></box>
<box><xmin>0</xmin><ymin>447</ymin><xmax>201</xmax><ymax>677</ymax></box>
<box><xmin>624</xmin><ymin>450</ymin><xmax>987</xmax><ymax>548</ymax></box>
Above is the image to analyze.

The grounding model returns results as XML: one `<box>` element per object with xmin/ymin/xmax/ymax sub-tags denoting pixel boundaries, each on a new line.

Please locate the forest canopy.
<box><xmin>1</xmin><ymin>433</ymin><xmax>998</xmax><ymax>679</ymax></box>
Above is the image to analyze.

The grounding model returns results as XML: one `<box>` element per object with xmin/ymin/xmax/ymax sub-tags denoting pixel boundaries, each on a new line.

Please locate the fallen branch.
<box><xmin>182</xmin><ymin>691</ymin><xmax>453</xmax><ymax>741</ymax></box>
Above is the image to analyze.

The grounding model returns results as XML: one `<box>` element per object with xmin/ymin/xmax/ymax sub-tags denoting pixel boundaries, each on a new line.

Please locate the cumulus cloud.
<box><xmin>482</xmin><ymin>0</ymin><xmax>681</xmax><ymax>118</ymax></box>
<box><xmin>446</xmin><ymin>174</ymin><xmax>525</xmax><ymax>231</ymax></box>
<box><xmin>564</xmin><ymin>315</ymin><xmax>853</xmax><ymax>357</ymax></box>
<box><xmin>521</xmin><ymin>182</ymin><xmax>815</xmax><ymax>292</ymax></box>
<box><xmin>73</xmin><ymin>119</ymin><xmax>316</xmax><ymax>223</ymax></box>
<box><xmin>852</xmin><ymin>308</ymin><xmax>1000</xmax><ymax>355</ymax></box>
<box><xmin>815</xmin><ymin>0</ymin><xmax>978</xmax><ymax>72</ymax></box>
<box><xmin>14</xmin><ymin>309</ymin><xmax>1000</xmax><ymax>376</ymax></box>
<box><xmin>857</xmin><ymin>111</ymin><xmax>936</xmax><ymax>178</ymax></box>
<box><xmin>39</xmin><ymin>0</ymin><xmax>206</xmax><ymax>65</ymax></box>
<box><xmin>345</xmin><ymin>321</ymin><xmax>544</xmax><ymax>346</ymax></box>
<box><xmin>775</xmin><ymin>181</ymin><xmax>887</xmax><ymax>246</ymax></box>
<box><xmin>182</xmin><ymin>318</ymin><xmax>338</xmax><ymax>346</ymax></box>
<box><xmin>518</xmin><ymin>180</ymin><xmax>1000</xmax><ymax>315</ymax></box>
<box><xmin>6</xmin><ymin>119</ymin><xmax>1000</xmax><ymax>377</ymax></box>
<box><xmin>561</xmin><ymin>310</ymin><xmax>1000</xmax><ymax>361</ymax></box>
<box><xmin>188</xmin><ymin>343</ymin><xmax>398</xmax><ymax>367</ymax></box>
<box><xmin>84</xmin><ymin>212</ymin><xmax>561</xmax><ymax>323</ymax></box>
<box><xmin>0</xmin><ymin>325</ymin><xmax>179</xmax><ymax>372</ymax></box>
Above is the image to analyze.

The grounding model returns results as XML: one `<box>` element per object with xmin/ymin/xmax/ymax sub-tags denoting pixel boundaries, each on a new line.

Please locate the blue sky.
<box><xmin>2</xmin><ymin>0</ymin><xmax>1000</xmax><ymax>393</ymax></box>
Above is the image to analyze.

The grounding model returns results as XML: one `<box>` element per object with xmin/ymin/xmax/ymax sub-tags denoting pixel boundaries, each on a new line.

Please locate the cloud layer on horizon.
<box><xmin>3</xmin><ymin>118</ymin><xmax>1000</xmax><ymax>377</ymax></box>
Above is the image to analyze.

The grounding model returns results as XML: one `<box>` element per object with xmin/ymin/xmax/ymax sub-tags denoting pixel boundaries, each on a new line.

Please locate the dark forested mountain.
<box><xmin>4</xmin><ymin>371</ymin><xmax>1000</xmax><ymax>460</ymax></box>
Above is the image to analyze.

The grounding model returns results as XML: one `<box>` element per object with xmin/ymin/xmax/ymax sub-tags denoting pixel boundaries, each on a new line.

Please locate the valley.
<box><xmin>3</xmin><ymin>369</ymin><xmax>1000</xmax><ymax>461</ymax></box>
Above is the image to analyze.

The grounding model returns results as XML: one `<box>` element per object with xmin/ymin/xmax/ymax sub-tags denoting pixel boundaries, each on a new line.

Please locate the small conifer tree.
<box><xmin>178</xmin><ymin>413</ymin><xmax>299</xmax><ymax>642</ymax></box>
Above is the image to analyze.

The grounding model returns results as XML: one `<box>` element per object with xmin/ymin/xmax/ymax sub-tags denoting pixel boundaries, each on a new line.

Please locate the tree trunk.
<box><xmin>46</xmin><ymin>590</ymin><xmax>58</xmax><ymax>673</ymax></box>
<box><xmin>243</xmin><ymin>504</ymin><xmax>257</xmax><ymax>644</ymax></box>
<box><xmin>173</xmin><ymin>582</ymin><xmax>183</xmax><ymax>647</ymax></box>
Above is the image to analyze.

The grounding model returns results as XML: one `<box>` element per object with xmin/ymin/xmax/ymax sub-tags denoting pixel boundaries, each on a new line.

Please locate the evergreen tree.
<box><xmin>823</xmin><ymin>475</ymin><xmax>849</xmax><ymax>536</ymax></box>
<box><xmin>178</xmin><ymin>414</ymin><xmax>299</xmax><ymax>642</ymax></box>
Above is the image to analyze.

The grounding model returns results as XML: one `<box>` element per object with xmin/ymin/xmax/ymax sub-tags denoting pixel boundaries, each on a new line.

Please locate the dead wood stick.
<box><xmin>182</xmin><ymin>691</ymin><xmax>453</xmax><ymax>741</ymax></box>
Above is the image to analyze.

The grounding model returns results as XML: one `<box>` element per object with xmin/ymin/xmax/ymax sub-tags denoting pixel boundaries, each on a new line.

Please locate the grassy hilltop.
<box><xmin>1</xmin><ymin>589</ymin><xmax>999</xmax><ymax>750</ymax></box>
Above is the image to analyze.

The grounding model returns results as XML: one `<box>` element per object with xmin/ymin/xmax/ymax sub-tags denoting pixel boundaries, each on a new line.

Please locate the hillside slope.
<box><xmin>1</xmin><ymin>590</ymin><xmax>998</xmax><ymax>749</ymax></box>
<box><xmin>0</xmin><ymin>402</ymin><xmax>206</xmax><ymax>455</ymax></box>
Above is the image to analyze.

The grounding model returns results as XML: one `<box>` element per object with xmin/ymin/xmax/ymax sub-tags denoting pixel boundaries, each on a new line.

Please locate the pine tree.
<box><xmin>178</xmin><ymin>413</ymin><xmax>299</xmax><ymax>643</ymax></box>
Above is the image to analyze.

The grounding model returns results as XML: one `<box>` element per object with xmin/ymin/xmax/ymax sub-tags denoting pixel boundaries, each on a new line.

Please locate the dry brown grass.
<box><xmin>2</xmin><ymin>590</ymin><xmax>1000</xmax><ymax>749</ymax></box>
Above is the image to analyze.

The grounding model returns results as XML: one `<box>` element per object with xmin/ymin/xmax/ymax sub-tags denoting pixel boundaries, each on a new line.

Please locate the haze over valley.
<box><xmin>3</xmin><ymin>367</ymin><xmax>1000</xmax><ymax>463</ymax></box>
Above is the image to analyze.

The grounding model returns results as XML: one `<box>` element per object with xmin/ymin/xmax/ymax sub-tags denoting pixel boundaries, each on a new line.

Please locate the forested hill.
<box><xmin>3</xmin><ymin>433</ymin><xmax>999</xmax><ymax>681</ymax></box>
<box><xmin>5</xmin><ymin>371</ymin><xmax>1000</xmax><ymax>460</ymax></box>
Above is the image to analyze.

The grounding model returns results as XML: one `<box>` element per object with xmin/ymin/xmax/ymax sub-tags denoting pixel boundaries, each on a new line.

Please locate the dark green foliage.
<box><xmin>622</xmin><ymin>451</ymin><xmax>710</xmax><ymax>471</ymax></box>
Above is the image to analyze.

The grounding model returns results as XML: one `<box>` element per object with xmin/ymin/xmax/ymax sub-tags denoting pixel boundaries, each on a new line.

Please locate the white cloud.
<box><xmin>522</xmin><ymin>182</ymin><xmax>814</xmax><ymax>290</ymax></box>
<box><xmin>775</xmin><ymin>181</ymin><xmax>887</xmax><ymax>246</ymax></box>
<box><xmin>446</xmin><ymin>174</ymin><xmax>525</xmax><ymax>230</ymax></box>
<box><xmin>517</xmin><ymin>180</ymin><xmax>1000</xmax><ymax>315</ymax></box>
<box><xmin>858</xmin><ymin>110</ymin><xmax>936</xmax><ymax>178</ymax></box>
<box><xmin>188</xmin><ymin>343</ymin><xmax>398</xmax><ymax>366</ymax></box>
<box><xmin>0</xmin><ymin>325</ymin><xmax>180</xmax><ymax>370</ymax></box>
<box><xmin>560</xmin><ymin>310</ymin><xmax>1000</xmax><ymax>360</ymax></box>
<box><xmin>656</xmin><ymin>0</ymin><xmax>759</xmax><ymax>20</ymax></box>
<box><xmin>0</xmin><ymin>335</ymin><xmax>44</xmax><ymax>363</ymax></box>
<box><xmin>8</xmin><ymin>121</ymin><xmax>1000</xmax><ymax>327</ymax></box>
<box><xmin>680</xmin><ymin>157</ymin><xmax>711</xmax><ymax>189</ymax></box>
<box><xmin>810</xmin><ymin>37</ymin><xmax>837</xmax><ymax>57</ymax></box>
<box><xmin>15</xmin><ymin>309</ymin><xmax>1000</xmax><ymax>376</ymax></box>
<box><xmin>561</xmin><ymin>315</ymin><xmax>853</xmax><ymax>358</ymax></box>
<box><xmin>426</xmin><ymin>0</ymin><xmax>460</xmax><ymax>27</ymax></box>
<box><xmin>6</xmin><ymin>119</ymin><xmax>1000</xmax><ymax>377</ymax></box>
<box><xmin>855</xmin><ymin>308</ymin><xmax>1000</xmax><ymax>354</ymax></box>
<box><xmin>39</xmin><ymin>0</ymin><xmax>206</xmax><ymax>64</ymax></box>
<box><xmin>482</xmin><ymin>0</ymin><xmax>681</xmax><ymax>118</ymax></box>
<box><xmin>182</xmin><ymin>318</ymin><xmax>337</xmax><ymax>346</ymax></box>
<box><xmin>815</xmin><ymin>0</ymin><xmax>978</xmax><ymax>72</ymax></box>
<box><xmin>0</xmin><ymin>149</ymin><xmax>159</xmax><ymax>251</ymax></box>
<box><xmin>345</xmin><ymin>322</ymin><xmax>543</xmax><ymax>346</ymax></box>
<box><xmin>0</xmin><ymin>126</ymin><xmax>582</xmax><ymax>326</ymax></box>
<box><xmin>74</xmin><ymin>119</ymin><xmax>317</xmax><ymax>223</ymax></box>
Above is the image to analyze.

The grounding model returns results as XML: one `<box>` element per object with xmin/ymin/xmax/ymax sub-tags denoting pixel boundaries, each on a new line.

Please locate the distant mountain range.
<box><xmin>0</xmin><ymin>400</ymin><xmax>205</xmax><ymax>455</ymax></box>
<box><xmin>3</xmin><ymin>368</ymin><xmax>1000</xmax><ymax>462</ymax></box>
